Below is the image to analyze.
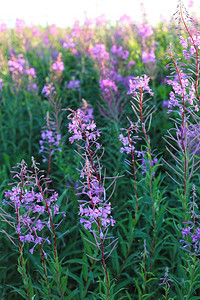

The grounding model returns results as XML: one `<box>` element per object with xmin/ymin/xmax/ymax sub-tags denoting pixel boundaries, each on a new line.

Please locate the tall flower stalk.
<box><xmin>67</xmin><ymin>102</ymin><xmax>117</xmax><ymax>297</ymax></box>
<box><xmin>119</xmin><ymin>74</ymin><xmax>157</xmax><ymax>273</ymax></box>
<box><xmin>32</xmin><ymin>158</ymin><xmax>64</xmax><ymax>299</ymax></box>
<box><xmin>164</xmin><ymin>2</ymin><xmax>200</xmax><ymax>211</ymax></box>
<box><xmin>1</xmin><ymin>159</ymin><xmax>65</xmax><ymax>299</ymax></box>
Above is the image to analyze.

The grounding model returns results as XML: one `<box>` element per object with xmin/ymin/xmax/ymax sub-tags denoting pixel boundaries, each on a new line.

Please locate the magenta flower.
<box><xmin>138</xmin><ymin>23</ymin><xmax>153</xmax><ymax>39</ymax></box>
<box><xmin>142</xmin><ymin>49</ymin><xmax>155</xmax><ymax>63</ymax></box>
<box><xmin>52</xmin><ymin>61</ymin><xmax>64</xmax><ymax>72</ymax></box>
<box><xmin>128</xmin><ymin>74</ymin><xmax>154</xmax><ymax>96</ymax></box>
<box><xmin>24</xmin><ymin>67</ymin><xmax>37</xmax><ymax>78</ymax></box>
<box><xmin>39</xmin><ymin>123</ymin><xmax>62</xmax><ymax>163</ymax></box>
<box><xmin>52</xmin><ymin>53</ymin><xmax>64</xmax><ymax>72</ymax></box>
<box><xmin>67</xmin><ymin>106</ymin><xmax>116</xmax><ymax>238</ymax></box>
<box><xmin>2</xmin><ymin>160</ymin><xmax>64</xmax><ymax>256</ymax></box>
<box><xmin>42</xmin><ymin>83</ymin><xmax>56</xmax><ymax>98</ymax></box>
<box><xmin>8</xmin><ymin>54</ymin><xmax>26</xmax><ymax>74</ymax></box>
<box><xmin>0</xmin><ymin>23</ymin><xmax>7</xmax><ymax>32</ymax></box>
<box><xmin>89</xmin><ymin>44</ymin><xmax>109</xmax><ymax>61</ymax></box>
<box><xmin>110</xmin><ymin>44</ymin><xmax>129</xmax><ymax>60</ymax></box>
<box><xmin>67</xmin><ymin>79</ymin><xmax>80</xmax><ymax>91</ymax></box>
<box><xmin>99</xmin><ymin>78</ymin><xmax>117</xmax><ymax>94</ymax></box>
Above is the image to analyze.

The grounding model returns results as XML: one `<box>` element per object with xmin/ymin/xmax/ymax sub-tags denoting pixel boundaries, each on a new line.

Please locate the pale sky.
<box><xmin>0</xmin><ymin>0</ymin><xmax>199</xmax><ymax>27</ymax></box>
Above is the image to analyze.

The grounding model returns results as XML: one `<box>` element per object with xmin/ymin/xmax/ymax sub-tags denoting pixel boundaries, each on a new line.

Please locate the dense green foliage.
<box><xmin>1</xmin><ymin>5</ymin><xmax>200</xmax><ymax>299</ymax></box>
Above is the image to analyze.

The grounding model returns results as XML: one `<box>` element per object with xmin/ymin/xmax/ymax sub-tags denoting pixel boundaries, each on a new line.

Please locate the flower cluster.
<box><xmin>67</xmin><ymin>79</ymin><xmax>80</xmax><ymax>91</ymax></box>
<box><xmin>110</xmin><ymin>44</ymin><xmax>129</xmax><ymax>61</ymax></box>
<box><xmin>52</xmin><ymin>53</ymin><xmax>64</xmax><ymax>72</ymax></box>
<box><xmin>95</xmin><ymin>14</ymin><xmax>108</xmax><ymax>27</ymax></box>
<box><xmin>119</xmin><ymin>132</ymin><xmax>142</xmax><ymax>155</ymax></box>
<box><xmin>39</xmin><ymin>119</ymin><xmax>62</xmax><ymax>163</ymax></box>
<box><xmin>89</xmin><ymin>43</ymin><xmax>109</xmax><ymax>61</ymax></box>
<box><xmin>167</xmin><ymin>72</ymin><xmax>198</xmax><ymax>111</ymax></box>
<box><xmin>62</xmin><ymin>34</ymin><xmax>77</xmax><ymax>54</ymax></box>
<box><xmin>3</xmin><ymin>160</ymin><xmax>64</xmax><ymax>255</ymax></box>
<box><xmin>8</xmin><ymin>54</ymin><xmax>26</xmax><ymax>74</ymax></box>
<box><xmin>159</xmin><ymin>267</ymin><xmax>173</xmax><ymax>288</ymax></box>
<box><xmin>138</xmin><ymin>23</ymin><xmax>153</xmax><ymax>39</ymax></box>
<box><xmin>24</xmin><ymin>68</ymin><xmax>37</xmax><ymax>78</ymax></box>
<box><xmin>42</xmin><ymin>83</ymin><xmax>56</xmax><ymax>98</ymax></box>
<box><xmin>99</xmin><ymin>78</ymin><xmax>118</xmax><ymax>95</ymax></box>
<box><xmin>8</xmin><ymin>54</ymin><xmax>37</xmax><ymax>79</ymax></box>
<box><xmin>180</xmin><ymin>35</ymin><xmax>200</xmax><ymax>60</ymax></box>
<box><xmin>0</xmin><ymin>23</ymin><xmax>7</xmax><ymax>32</ymax></box>
<box><xmin>78</xmin><ymin>171</ymin><xmax>116</xmax><ymax>232</ymax></box>
<box><xmin>68</xmin><ymin>108</ymin><xmax>100</xmax><ymax>145</ymax></box>
<box><xmin>128</xmin><ymin>74</ymin><xmax>154</xmax><ymax>96</ymax></box>
<box><xmin>67</xmin><ymin>105</ymin><xmax>116</xmax><ymax>240</ymax></box>
<box><xmin>142</xmin><ymin>48</ymin><xmax>156</xmax><ymax>64</ymax></box>
<box><xmin>27</xmin><ymin>83</ymin><xmax>39</xmax><ymax>93</ymax></box>
<box><xmin>141</xmin><ymin>156</ymin><xmax>158</xmax><ymax>175</ymax></box>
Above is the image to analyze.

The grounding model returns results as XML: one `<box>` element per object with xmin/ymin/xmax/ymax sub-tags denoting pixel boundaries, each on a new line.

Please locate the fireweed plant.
<box><xmin>2</xmin><ymin>1</ymin><xmax>200</xmax><ymax>299</ymax></box>
<box><xmin>66</xmin><ymin>104</ymin><xmax>118</xmax><ymax>298</ymax></box>
<box><xmin>118</xmin><ymin>74</ymin><xmax>164</xmax><ymax>293</ymax></box>
<box><xmin>0</xmin><ymin>159</ymin><xmax>65</xmax><ymax>298</ymax></box>
<box><xmin>164</xmin><ymin>1</ymin><xmax>200</xmax><ymax>212</ymax></box>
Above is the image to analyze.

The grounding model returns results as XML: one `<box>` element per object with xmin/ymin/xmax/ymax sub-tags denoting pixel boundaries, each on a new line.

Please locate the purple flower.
<box><xmin>27</xmin><ymin>83</ymin><xmax>39</xmax><ymax>93</ymax></box>
<box><xmin>166</xmin><ymin>72</ymin><xmax>198</xmax><ymax>112</ymax></box>
<box><xmin>8</xmin><ymin>54</ymin><xmax>26</xmax><ymax>74</ymax></box>
<box><xmin>24</xmin><ymin>67</ymin><xmax>37</xmax><ymax>78</ymax></box>
<box><xmin>159</xmin><ymin>267</ymin><xmax>173</xmax><ymax>288</ymax></box>
<box><xmin>89</xmin><ymin>44</ymin><xmax>109</xmax><ymax>61</ymax></box>
<box><xmin>62</xmin><ymin>34</ymin><xmax>77</xmax><ymax>54</ymax></box>
<box><xmin>67</xmin><ymin>79</ymin><xmax>80</xmax><ymax>91</ymax></box>
<box><xmin>39</xmin><ymin>124</ymin><xmax>62</xmax><ymax>162</ymax></box>
<box><xmin>0</xmin><ymin>23</ymin><xmax>7</xmax><ymax>32</ymax></box>
<box><xmin>52</xmin><ymin>53</ymin><xmax>64</xmax><ymax>72</ymax></box>
<box><xmin>138</xmin><ymin>23</ymin><xmax>153</xmax><ymax>39</ymax></box>
<box><xmin>43</xmin><ymin>35</ymin><xmax>50</xmax><ymax>46</ymax></box>
<box><xmin>68</xmin><ymin>107</ymin><xmax>100</xmax><ymax>145</ymax></box>
<box><xmin>3</xmin><ymin>160</ymin><xmax>64</xmax><ymax>256</ymax></box>
<box><xmin>128</xmin><ymin>74</ymin><xmax>154</xmax><ymax>96</ymax></box>
<box><xmin>180</xmin><ymin>36</ymin><xmax>188</xmax><ymax>48</ymax></box>
<box><xmin>127</xmin><ymin>60</ymin><xmax>136</xmax><ymax>68</ymax></box>
<box><xmin>52</xmin><ymin>61</ymin><xmax>64</xmax><ymax>72</ymax></box>
<box><xmin>68</xmin><ymin>106</ymin><xmax>116</xmax><ymax>235</ymax></box>
<box><xmin>99</xmin><ymin>78</ymin><xmax>117</xmax><ymax>94</ymax></box>
<box><xmin>42</xmin><ymin>83</ymin><xmax>56</xmax><ymax>98</ymax></box>
<box><xmin>142</xmin><ymin>49</ymin><xmax>156</xmax><ymax>63</ymax></box>
<box><xmin>110</xmin><ymin>44</ymin><xmax>129</xmax><ymax>60</ymax></box>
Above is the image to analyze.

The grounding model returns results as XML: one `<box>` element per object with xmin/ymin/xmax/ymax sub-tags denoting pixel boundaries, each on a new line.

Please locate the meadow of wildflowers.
<box><xmin>1</xmin><ymin>1</ymin><xmax>200</xmax><ymax>299</ymax></box>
